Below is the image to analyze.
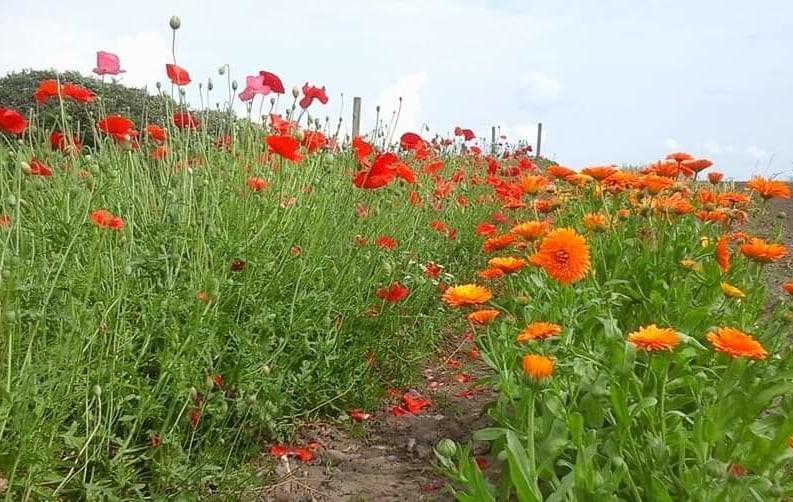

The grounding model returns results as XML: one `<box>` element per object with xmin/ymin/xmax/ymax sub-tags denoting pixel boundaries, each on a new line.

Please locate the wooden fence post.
<box><xmin>535</xmin><ymin>122</ymin><xmax>542</xmax><ymax>159</ymax></box>
<box><xmin>352</xmin><ymin>97</ymin><xmax>361</xmax><ymax>138</ymax></box>
<box><xmin>491</xmin><ymin>126</ymin><xmax>496</xmax><ymax>154</ymax></box>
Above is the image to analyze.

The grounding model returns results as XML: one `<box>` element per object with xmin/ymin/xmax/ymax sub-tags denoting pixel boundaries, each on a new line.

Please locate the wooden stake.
<box><xmin>535</xmin><ymin>122</ymin><xmax>542</xmax><ymax>159</ymax></box>
<box><xmin>352</xmin><ymin>97</ymin><xmax>361</xmax><ymax>138</ymax></box>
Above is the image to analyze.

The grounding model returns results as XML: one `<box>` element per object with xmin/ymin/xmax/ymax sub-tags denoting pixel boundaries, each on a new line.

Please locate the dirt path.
<box><xmin>257</xmin><ymin>331</ymin><xmax>494</xmax><ymax>501</ymax></box>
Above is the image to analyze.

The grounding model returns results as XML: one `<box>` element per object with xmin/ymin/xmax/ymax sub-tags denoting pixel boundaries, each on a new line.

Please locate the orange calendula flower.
<box><xmin>522</xmin><ymin>354</ymin><xmax>555</xmax><ymax>380</ymax></box>
<box><xmin>511</xmin><ymin>220</ymin><xmax>550</xmax><ymax>240</ymax></box>
<box><xmin>467</xmin><ymin>309</ymin><xmax>500</xmax><ymax>325</ymax></box>
<box><xmin>746</xmin><ymin>176</ymin><xmax>790</xmax><ymax>200</ymax></box>
<box><xmin>565</xmin><ymin>173</ymin><xmax>595</xmax><ymax>187</ymax></box>
<box><xmin>529</xmin><ymin>228</ymin><xmax>590</xmax><ymax>285</ymax></box>
<box><xmin>720</xmin><ymin>282</ymin><xmax>745</xmax><ymax>299</ymax></box>
<box><xmin>783</xmin><ymin>282</ymin><xmax>793</xmax><ymax>296</ymax></box>
<box><xmin>706</xmin><ymin>326</ymin><xmax>767</xmax><ymax>360</ymax></box>
<box><xmin>519</xmin><ymin>175</ymin><xmax>551</xmax><ymax>194</ymax></box>
<box><xmin>442</xmin><ymin>284</ymin><xmax>493</xmax><ymax>308</ymax></box>
<box><xmin>517</xmin><ymin>322</ymin><xmax>562</xmax><ymax>342</ymax></box>
<box><xmin>641</xmin><ymin>174</ymin><xmax>675</xmax><ymax>194</ymax></box>
<box><xmin>582</xmin><ymin>212</ymin><xmax>608</xmax><ymax>231</ymax></box>
<box><xmin>478</xmin><ymin>268</ymin><xmax>505</xmax><ymax>279</ymax></box>
<box><xmin>715</xmin><ymin>234</ymin><xmax>730</xmax><ymax>273</ymax></box>
<box><xmin>488</xmin><ymin>256</ymin><xmax>527</xmax><ymax>273</ymax></box>
<box><xmin>547</xmin><ymin>165</ymin><xmax>576</xmax><ymax>179</ymax></box>
<box><xmin>627</xmin><ymin>325</ymin><xmax>680</xmax><ymax>352</ymax></box>
<box><xmin>708</xmin><ymin>172</ymin><xmax>724</xmax><ymax>184</ymax></box>
<box><xmin>482</xmin><ymin>233</ymin><xmax>516</xmax><ymax>253</ymax></box>
<box><xmin>740</xmin><ymin>238</ymin><xmax>787</xmax><ymax>263</ymax></box>
<box><xmin>581</xmin><ymin>165</ymin><xmax>617</xmax><ymax>181</ymax></box>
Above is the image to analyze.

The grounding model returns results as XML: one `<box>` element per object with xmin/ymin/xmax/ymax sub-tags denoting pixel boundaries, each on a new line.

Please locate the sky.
<box><xmin>1</xmin><ymin>0</ymin><xmax>791</xmax><ymax>180</ymax></box>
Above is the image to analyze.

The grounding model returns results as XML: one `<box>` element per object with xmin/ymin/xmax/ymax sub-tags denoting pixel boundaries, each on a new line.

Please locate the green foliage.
<box><xmin>438</xmin><ymin>192</ymin><xmax>793</xmax><ymax>500</ymax></box>
<box><xmin>0</xmin><ymin>69</ymin><xmax>235</xmax><ymax>143</ymax></box>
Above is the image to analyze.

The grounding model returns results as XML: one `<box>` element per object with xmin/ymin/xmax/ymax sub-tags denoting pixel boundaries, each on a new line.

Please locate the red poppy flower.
<box><xmin>376</xmin><ymin>235</ymin><xmax>398</xmax><ymax>249</ymax></box>
<box><xmin>376</xmin><ymin>282</ymin><xmax>410</xmax><ymax>303</ymax></box>
<box><xmin>392</xmin><ymin>161</ymin><xmax>417</xmax><ymax>183</ymax></box>
<box><xmin>97</xmin><ymin>115</ymin><xmax>136</xmax><ymax>140</ymax></box>
<box><xmin>400</xmin><ymin>132</ymin><xmax>423</xmax><ymax>150</ymax></box>
<box><xmin>408</xmin><ymin>190</ymin><xmax>422</xmax><ymax>206</ymax></box>
<box><xmin>247</xmin><ymin>176</ymin><xmax>268</xmax><ymax>191</ymax></box>
<box><xmin>27</xmin><ymin>159</ymin><xmax>53</xmax><ymax>177</ymax></box>
<box><xmin>33</xmin><ymin>80</ymin><xmax>60</xmax><ymax>104</ymax></box>
<box><xmin>266</xmin><ymin>135</ymin><xmax>303</xmax><ymax>162</ymax></box>
<box><xmin>0</xmin><ymin>215</ymin><xmax>11</xmax><ymax>228</ymax></box>
<box><xmin>259</xmin><ymin>71</ymin><xmax>285</xmax><ymax>93</ymax></box>
<box><xmin>173</xmin><ymin>112</ymin><xmax>200</xmax><ymax>129</ymax></box>
<box><xmin>49</xmin><ymin>131</ymin><xmax>82</xmax><ymax>152</ymax></box>
<box><xmin>0</xmin><ymin>107</ymin><xmax>28</xmax><ymax>134</ymax></box>
<box><xmin>454</xmin><ymin>126</ymin><xmax>475</xmax><ymax>141</ymax></box>
<box><xmin>420</xmin><ymin>160</ymin><xmax>443</xmax><ymax>176</ymax></box>
<box><xmin>425</xmin><ymin>262</ymin><xmax>442</xmax><ymax>278</ymax></box>
<box><xmin>352</xmin><ymin>135</ymin><xmax>374</xmax><ymax>165</ymax></box>
<box><xmin>298</xmin><ymin>83</ymin><xmax>329</xmax><ymax>109</ymax></box>
<box><xmin>302</xmin><ymin>130</ymin><xmax>327</xmax><ymax>153</ymax></box>
<box><xmin>353</xmin><ymin>152</ymin><xmax>398</xmax><ymax>189</ymax></box>
<box><xmin>269</xmin><ymin>443</ymin><xmax>319</xmax><ymax>462</ymax></box>
<box><xmin>146</xmin><ymin>124</ymin><xmax>167</xmax><ymax>142</ymax></box>
<box><xmin>165</xmin><ymin>63</ymin><xmax>191</xmax><ymax>86</ymax></box>
<box><xmin>62</xmin><ymin>83</ymin><xmax>95</xmax><ymax>103</ymax></box>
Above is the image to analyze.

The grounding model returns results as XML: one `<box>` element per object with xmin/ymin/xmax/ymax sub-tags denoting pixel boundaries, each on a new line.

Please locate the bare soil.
<box><xmin>255</xmin><ymin>331</ymin><xmax>494</xmax><ymax>502</ymax></box>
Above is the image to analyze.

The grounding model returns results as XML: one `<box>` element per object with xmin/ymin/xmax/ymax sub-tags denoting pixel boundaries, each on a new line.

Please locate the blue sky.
<box><xmin>1</xmin><ymin>0</ymin><xmax>791</xmax><ymax>179</ymax></box>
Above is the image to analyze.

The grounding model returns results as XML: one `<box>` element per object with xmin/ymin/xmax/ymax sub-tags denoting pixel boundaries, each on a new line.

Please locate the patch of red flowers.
<box><xmin>376</xmin><ymin>235</ymin><xmax>398</xmax><ymax>249</ymax></box>
<box><xmin>269</xmin><ymin>442</ymin><xmax>322</xmax><ymax>462</ymax></box>
<box><xmin>89</xmin><ymin>209</ymin><xmax>125</xmax><ymax>230</ymax></box>
<box><xmin>377</xmin><ymin>282</ymin><xmax>410</xmax><ymax>303</ymax></box>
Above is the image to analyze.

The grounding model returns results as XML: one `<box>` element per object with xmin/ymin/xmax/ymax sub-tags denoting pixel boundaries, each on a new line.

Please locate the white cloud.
<box><xmin>745</xmin><ymin>145</ymin><xmax>770</xmax><ymax>159</ymax></box>
<box><xmin>374</xmin><ymin>72</ymin><xmax>428</xmax><ymax>137</ymax></box>
<box><xmin>522</xmin><ymin>71</ymin><xmax>562</xmax><ymax>103</ymax></box>
<box><xmin>702</xmin><ymin>140</ymin><xmax>722</xmax><ymax>155</ymax></box>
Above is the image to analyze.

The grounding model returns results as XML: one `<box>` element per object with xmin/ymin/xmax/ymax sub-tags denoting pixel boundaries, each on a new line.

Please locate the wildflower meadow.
<box><xmin>1</xmin><ymin>14</ymin><xmax>793</xmax><ymax>502</ymax></box>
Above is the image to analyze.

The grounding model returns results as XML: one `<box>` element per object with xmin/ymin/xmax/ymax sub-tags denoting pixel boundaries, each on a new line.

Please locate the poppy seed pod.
<box><xmin>270</xmin><ymin>97</ymin><xmax>276</xmax><ymax>105</ymax></box>
<box><xmin>169</xmin><ymin>15</ymin><xmax>181</xmax><ymax>30</ymax></box>
<box><xmin>207</xmin><ymin>79</ymin><xmax>213</xmax><ymax>91</ymax></box>
<box><xmin>218</xmin><ymin>65</ymin><xmax>226</xmax><ymax>76</ymax></box>
<box><xmin>231</xmin><ymin>80</ymin><xmax>238</xmax><ymax>91</ymax></box>
<box><xmin>156</xmin><ymin>81</ymin><xmax>161</xmax><ymax>90</ymax></box>
<box><xmin>291</xmin><ymin>86</ymin><xmax>300</xmax><ymax>98</ymax></box>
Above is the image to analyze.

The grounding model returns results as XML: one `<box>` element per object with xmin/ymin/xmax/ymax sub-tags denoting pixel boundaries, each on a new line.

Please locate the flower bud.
<box><xmin>435</xmin><ymin>439</ymin><xmax>457</xmax><ymax>458</ymax></box>
<box><xmin>291</xmin><ymin>86</ymin><xmax>300</xmax><ymax>98</ymax></box>
<box><xmin>156</xmin><ymin>81</ymin><xmax>162</xmax><ymax>90</ymax></box>
<box><xmin>19</xmin><ymin>161</ymin><xmax>31</xmax><ymax>175</ymax></box>
<box><xmin>218</xmin><ymin>65</ymin><xmax>226</xmax><ymax>75</ymax></box>
<box><xmin>189</xmin><ymin>386</ymin><xmax>198</xmax><ymax>401</ymax></box>
<box><xmin>270</xmin><ymin>97</ymin><xmax>276</xmax><ymax>105</ymax></box>
<box><xmin>207</xmin><ymin>78</ymin><xmax>213</xmax><ymax>91</ymax></box>
<box><xmin>92</xmin><ymin>384</ymin><xmax>102</xmax><ymax>398</ymax></box>
<box><xmin>169</xmin><ymin>15</ymin><xmax>181</xmax><ymax>30</ymax></box>
<box><xmin>231</xmin><ymin>80</ymin><xmax>238</xmax><ymax>91</ymax></box>
<box><xmin>262</xmin><ymin>364</ymin><xmax>271</xmax><ymax>375</ymax></box>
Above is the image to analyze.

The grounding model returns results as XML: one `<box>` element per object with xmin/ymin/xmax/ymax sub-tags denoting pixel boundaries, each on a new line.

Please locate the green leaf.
<box><xmin>609</xmin><ymin>384</ymin><xmax>629</xmax><ymax>427</ymax></box>
<box><xmin>473</xmin><ymin>428</ymin><xmax>506</xmax><ymax>441</ymax></box>
<box><xmin>505</xmin><ymin>430</ymin><xmax>540</xmax><ymax>502</ymax></box>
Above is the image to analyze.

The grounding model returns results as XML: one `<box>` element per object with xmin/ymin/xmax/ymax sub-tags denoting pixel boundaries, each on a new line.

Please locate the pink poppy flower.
<box><xmin>93</xmin><ymin>51</ymin><xmax>125</xmax><ymax>76</ymax></box>
<box><xmin>239</xmin><ymin>75</ymin><xmax>271</xmax><ymax>102</ymax></box>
